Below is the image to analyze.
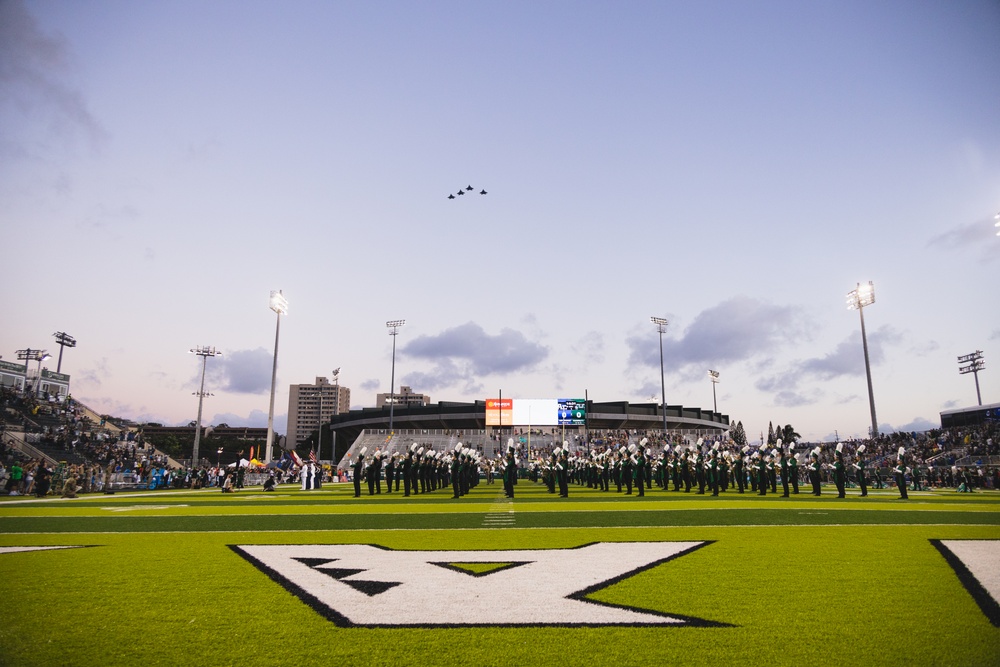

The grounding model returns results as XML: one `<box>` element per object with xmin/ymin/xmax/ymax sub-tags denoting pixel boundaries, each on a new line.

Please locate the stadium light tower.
<box><xmin>708</xmin><ymin>369</ymin><xmax>720</xmax><ymax>413</ymax></box>
<box><xmin>52</xmin><ymin>332</ymin><xmax>77</xmax><ymax>373</ymax></box>
<box><xmin>958</xmin><ymin>350</ymin><xmax>985</xmax><ymax>406</ymax></box>
<box><xmin>650</xmin><ymin>317</ymin><xmax>669</xmax><ymax>434</ymax></box>
<box><xmin>846</xmin><ymin>281</ymin><xmax>878</xmax><ymax>438</ymax></box>
<box><xmin>190</xmin><ymin>346</ymin><xmax>221</xmax><ymax>468</ymax></box>
<box><xmin>265</xmin><ymin>290</ymin><xmax>288</xmax><ymax>464</ymax></box>
<box><xmin>16</xmin><ymin>348</ymin><xmax>51</xmax><ymax>396</ymax></box>
<box><xmin>386</xmin><ymin>320</ymin><xmax>405</xmax><ymax>437</ymax></box>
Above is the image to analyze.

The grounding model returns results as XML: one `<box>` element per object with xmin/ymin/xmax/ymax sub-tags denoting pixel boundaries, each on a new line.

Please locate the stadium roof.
<box><xmin>329</xmin><ymin>400</ymin><xmax>729</xmax><ymax>460</ymax></box>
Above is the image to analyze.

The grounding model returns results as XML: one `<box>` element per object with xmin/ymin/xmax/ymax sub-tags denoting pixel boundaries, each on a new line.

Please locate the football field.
<box><xmin>1</xmin><ymin>480</ymin><xmax>998</xmax><ymax>667</ymax></box>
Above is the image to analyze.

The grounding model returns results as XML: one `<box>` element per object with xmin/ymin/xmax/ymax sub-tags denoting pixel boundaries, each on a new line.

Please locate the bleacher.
<box><xmin>334</xmin><ymin>428</ymin><xmax>623</xmax><ymax>470</ymax></box>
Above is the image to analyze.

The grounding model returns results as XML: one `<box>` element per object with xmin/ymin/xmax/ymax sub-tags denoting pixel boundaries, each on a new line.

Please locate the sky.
<box><xmin>2</xmin><ymin>0</ymin><xmax>998</xmax><ymax>445</ymax></box>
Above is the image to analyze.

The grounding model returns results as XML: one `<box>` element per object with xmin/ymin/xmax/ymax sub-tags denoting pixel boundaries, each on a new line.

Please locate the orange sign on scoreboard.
<box><xmin>485</xmin><ymin>398</ymin><xmax>513</xmax><ymax>426</ymax></box>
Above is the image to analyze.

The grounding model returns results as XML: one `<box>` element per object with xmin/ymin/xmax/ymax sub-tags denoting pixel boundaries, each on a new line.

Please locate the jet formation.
<box><xmin>447</xmin><ymin>185</ymin><xmax>487</xmax><ymax>199</ymax></box>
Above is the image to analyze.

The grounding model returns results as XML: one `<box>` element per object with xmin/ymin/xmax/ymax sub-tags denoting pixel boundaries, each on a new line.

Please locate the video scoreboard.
<box><xmin>485</xmin><ymin>398</ymin><xmax>587</xmax><ymax>426</ymax></box>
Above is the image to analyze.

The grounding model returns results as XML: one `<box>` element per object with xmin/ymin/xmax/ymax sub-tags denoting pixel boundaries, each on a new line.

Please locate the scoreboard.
<box><xmin>485</xmin><ymin>398</ymin><xmax>587</xmax><ymax>426</ymax></box>
<box><xmin>557</xmin><ymin>398</ymin><xmax>587</xmax><ymax>425</ymax></box>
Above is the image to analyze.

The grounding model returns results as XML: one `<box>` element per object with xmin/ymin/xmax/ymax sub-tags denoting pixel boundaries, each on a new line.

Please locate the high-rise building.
<box><xmin>375</xmin><ymin>385</ymin><xmax>430</xmax><ymax>409</ymax></box>
<box><xmin>287</xmin><ymin>376</ymin><xmax>350</xmax><ymax>448</ymax></box>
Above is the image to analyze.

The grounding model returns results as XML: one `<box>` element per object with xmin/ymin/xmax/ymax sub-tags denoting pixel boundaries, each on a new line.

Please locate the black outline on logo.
<box><xmin>228</xmin><ymin>541</ymin><xmax>733</xmax><ymax>628</ymax></box>
<box><xmin>430</xmin><ymin>561</ymin><xmax>530</xmax><ymax>577</ymax></box>
<box><xmin>0</xmin><ymin>545</ymin><xmax>96</xmax><ymax>554</ymax></box>
<box><xmin>930</xmin><ymin>539</ymin><xmax>1000</xmax><ymax>627</ymax></box>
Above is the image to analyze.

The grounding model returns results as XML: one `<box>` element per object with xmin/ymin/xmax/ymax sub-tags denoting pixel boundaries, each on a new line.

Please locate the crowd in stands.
<box><xmin>2</xmin><ymin>383</ymin><xmax>998</xmax><ymax>496</ymax></box>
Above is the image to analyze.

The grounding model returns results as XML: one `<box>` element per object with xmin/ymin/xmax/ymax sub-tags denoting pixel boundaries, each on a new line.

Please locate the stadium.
<box><xmin>327</xmin><ymin>397</ymin><xmax>731</xmax><ymax>468</ymax></box>
<box><xmin>2</xmin><ymin>388</ymin><xmax>999</xmax><ymax>666</ymax></box>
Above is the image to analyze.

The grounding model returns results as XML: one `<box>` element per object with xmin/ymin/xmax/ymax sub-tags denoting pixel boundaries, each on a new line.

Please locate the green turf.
<box><xmin>1</xmin><ymin>481</ymin><xmax>998</xmax><ymax>666</ymax></box>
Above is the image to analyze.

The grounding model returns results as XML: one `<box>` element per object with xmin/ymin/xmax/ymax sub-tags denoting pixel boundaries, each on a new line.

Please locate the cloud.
<box><xmin>74</xmin><ymin>357</ymin><xmax>111</xmax><ymax>388</ymax></box>
<box><xmin>626</xmin><ymin>296</ymin><xmax>806</xmax><ymax>377</ymax></box>
<box><xmin>753</xmin><ymin>326</ymin><xmax>902</xmax><ymax>406</ymax></box>
<box><xmin>926</xmin><ymin>217</ymin><xmax>999</xmax><ymax>264</ymax></box>
<box><xmin>400</xmin><ymin>322</ymin><xmax>549</xmax><ymax>391</ymax></box>
<box><xmin>990</xmin><ymin>329</ymin><xmax>1000</xmax><ymax>342</ymax></box>
<box><xmin>892</xmin><ymin>417</ymin><xmax>937</xmax><ymax>433</ymax></box>
<box><xmin>572</xmin><ymin>331</ymin><xmax>605</xmax><ymax>364</ymax></box>
<box><xmin>800</xmin><ymin>325</ymin><xmax>902</xmax><ymax>380</ymax></box>
<box><xmin>633</xmin><ymin>380</ymin><xmax>664</xmax><ymax>401</ymax></box>
<box><xmin>208</xmin><ymin>409</ymin><xmax>274</xmax><ymax>429</ymax></box>
<box><xmin>359</xmin><ymin>378</ymin><xmax>380</xmax><ymax>392</ymax></box>
<box><xmin>202</xmin><ymin>348</ymin><xmax>273</xmax><ymax>394</ymax></box>
<box><xmin>0</xmin><ymin>0</ymin><xmax>105</xmax><ymax>152</ymax></box>
<box><xmin>773</xmin><ymin>389</ymin><xmax>822</xmax><ymax>408</ymax></box>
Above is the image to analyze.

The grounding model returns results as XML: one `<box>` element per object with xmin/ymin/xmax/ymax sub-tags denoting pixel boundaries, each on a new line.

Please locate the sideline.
<box><xmin>2</xmin><ymin>522</ymin><xmax>999</xmax><ymax>535</ymax></box>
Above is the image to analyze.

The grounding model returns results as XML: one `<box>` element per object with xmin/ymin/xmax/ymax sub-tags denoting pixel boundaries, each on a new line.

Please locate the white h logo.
<box><xmin>231</xmin><ymin>542</ymin><xmax>726</xmax><ymax>627</ymax></box>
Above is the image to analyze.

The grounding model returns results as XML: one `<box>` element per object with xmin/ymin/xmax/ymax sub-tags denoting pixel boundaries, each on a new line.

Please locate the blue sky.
<box><xmin>2</xmin><ymin>0</ymin><xmax>998</xmax><ymax>444</ymax></box>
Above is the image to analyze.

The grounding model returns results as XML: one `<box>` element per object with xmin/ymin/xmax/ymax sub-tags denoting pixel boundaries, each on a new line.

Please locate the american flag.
<box><xmin>309</xmin><ymin>448</ymin><xmax>317</xmax><ymax>463</ymax></box>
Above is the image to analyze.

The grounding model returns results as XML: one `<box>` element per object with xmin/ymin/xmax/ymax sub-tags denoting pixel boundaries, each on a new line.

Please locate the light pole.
<box><xmin>650</xmin><ymin>317</ymin><xmax>669</xmax><ymax>435</ymax></box>
<box><xmin>330</xmin><ymin>368</ymin><xmax>340</xmax><ymax>461</ymax></box>
<box><xmin>265</xmin><ymin>290</ymin><xmax>288</xmax><ymax>464</ymax></box>
<box><xmin>386</xmin><ymin>320</ymin><xmax>405</xmax><ymax>437</ymax></box>
<box><xmin>958</xmin><ymin>351</ymin><xmax>985</xmax><ymax>406</ymax></box>
<box><xmin>52</xmin><ymin>332</ymin><xmax>77</xmax><ymax>373</ymax></box>
<box><xmin>15</xmin><ymin>348</ymin><xmax>51</xmax><ymax>396</ymax></box>
<box><xmin>317</xmin><ymin>378</ymin><xmax>324</xmax><ymax>463</ymax></box>
<box><xmin>217</xmin><ymin>447</ymin><xmax>224</xmax><ymax>468</ymax></box>
<box><xmin>708</xmin><ymin>369</ymin><xmax>720</xmax><ymax>413</ymax></box>
<box><xmin>190</xmin><ymin>346</ymin><xmax>221</xmax><ymax>469</ymax></box>
<box><xmin>846</xmin><ymin>281</ymin><xmax>878</xmax><ymax>438</ymax></box>
<box><xmin>316</xmin><ymin>368</ymin><xmax>342</xmax><ymax>463</ymax></box>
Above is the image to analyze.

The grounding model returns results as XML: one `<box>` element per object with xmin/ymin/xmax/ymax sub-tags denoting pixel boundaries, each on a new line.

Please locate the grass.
<box><xmin>1</xmin><ymin>480</ymin><xmax>998</xmax><ymax>666</ymax></box>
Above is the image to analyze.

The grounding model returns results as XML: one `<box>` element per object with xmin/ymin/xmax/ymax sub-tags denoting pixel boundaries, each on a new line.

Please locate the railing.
<box><xmin>927</xmin><ymin>448</ymin><xmax>965</xmax><ymax>463</ymax></box>
<box><xmin>4</xmin><ymin>431</ymin><xmax>59</xmax><ymax>466</ymax></box>
<box><xmin>953</xmin><ymin>455</ymin><xmax>1000</xmax><ymax>466</ymax></box>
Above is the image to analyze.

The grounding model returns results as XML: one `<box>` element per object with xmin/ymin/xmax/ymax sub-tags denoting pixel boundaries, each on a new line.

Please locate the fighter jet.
<box><xmin>456</xmin><ymin>190</ymin><xmax>465</xmax><ymax>196</ymax></box>
<box><xmin>448</xmin><ymin>194</ymin><xmax>455</xmax><ymax>199</ymax></box>
<box><xmin>465</xmin><ymin>185</ymin><xmax>473</xmax><ymax>191</ymax></box>
<box><xmin>480</xmin><ymin>189</ymin><xmax>487</xmax><ymax>195</ymax></box>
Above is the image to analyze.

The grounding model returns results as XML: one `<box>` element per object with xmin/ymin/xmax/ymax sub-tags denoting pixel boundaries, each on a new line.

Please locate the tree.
<box><xmin>767</xmin><ymin>422</ymin><xmax>775</xmax><ymax>446</ymax></box>
<box><xmin>781</xmin><ymin>424</ymin><xmax>801</xmax><ymax>444</ymax></box>
<box><xmin>733</xmin><ymin>421</ymin><xmax>747</xmax><ymax>448</ymax></box>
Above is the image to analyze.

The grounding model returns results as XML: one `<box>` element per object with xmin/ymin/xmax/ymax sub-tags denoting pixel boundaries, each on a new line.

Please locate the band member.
<box><xmin>402</xmin><ymin>444</ymin><xmax>415</xmax><ymax>496</ymax></box>
<box><xmin>756</xmin><ymin>452</ymin><xmax>767</xmax><ymax>496</ymax></box>
<box><xmin>833</xmin><ymin>443</ymin><xmax>846</xmax><ymax>498</ymax></box>
<box><xmin>634</xmin><ymin>441</ymin><xmax>647</xmax><ymax>498</ymax></box>
<box><xmin>853</xmin><ymin>444</ymin><xmax>868</xmax><ymax>497</ymax></box>
<box><xmin>623</xmin><ymin>445</ymin><xmax>634</xmax><ymax>495</ymax></box>
<box><xmin>452</xmin><ymin>443</ymin><xmax>463</xmax><ymax>499</ymax></box>
<box><xmin>779</xmin><ymin>448</ymin><xmax>790</xmax><ymax>497</ymax></box>
<box><xmin>788</xmin><ymin>446</ymin><xmax>799</xmax><ymax>494</ymax></box>
<box><xmin>558</xmin><ymin>446</ymin><xmax>570</xmax><ymax>498</ymax></box>
<box><xmin>808</xmin><ymin>447</ymin><xmax>822</xmax><ymax>496</ymax></box>
<box><xmin>352</xmin><ymin>447</ymin><xmax>366</xmax><ymax>498</ymax></box>
<box><xmin>503</xmin><ymin>443</ymin><xmax>517</xmax><ymax>499</ymax></box>
<box><xmin>367</xmin><ymin>450</ymin><xmax>382</xmax><ymax>495</ymax></box>
<box><xmin>384</xmin><ymin>453</ymin><xmax>395</xmax><ymax>494</ymax></box>
<box><xmin>734</xmin><ymin>447</ymin><xmax>746</xmax><ymax>494</ymax></box>
<box><xmin>894</xmin><ymin>447</ymin><xmax>909</xmax><ymax>500</ymax></box>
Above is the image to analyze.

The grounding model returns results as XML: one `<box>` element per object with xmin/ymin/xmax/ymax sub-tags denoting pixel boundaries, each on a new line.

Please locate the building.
<box><xmin>286</xmin><ymin>376</ymin><xmax>351</xmax><ymax>448</ymax></box>
<box><xmin>0</xmin><ymin>360</ymin><xmax>69</xmax><ymax>399</ymax></box>
<box><xmin>375</xmin><ymin>385</ymin><xmax>430</xmax><ymax>409</ymax></box>
<box><xmin>140</xmin><ymin>423</ymin><xmax>270</xmax><ymax>442</ymax></box>
<box><xmin>940</xmin><ymin>402</ymin><xmax>1000</xmax><ymax>429</ymax></box>
<box><xmin>331</xmin><ymin>398</ymin><xmax>730</xmax><ymax>468</ymax></box>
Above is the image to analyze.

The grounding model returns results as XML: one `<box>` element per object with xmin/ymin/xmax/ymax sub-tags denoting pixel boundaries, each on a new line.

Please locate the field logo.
<box><xmin>231</xmin><ymin>541</ymin><xmax>728</xmax><ymax>627</ymax></box>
